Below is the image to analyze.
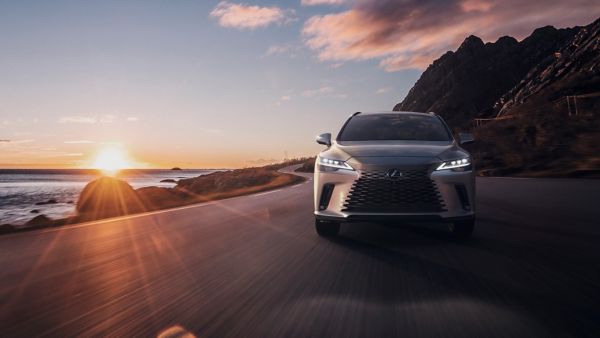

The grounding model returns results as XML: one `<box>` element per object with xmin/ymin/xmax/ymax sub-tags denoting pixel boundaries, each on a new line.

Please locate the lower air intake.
<box><xmin>342</xmin><ymin>169</ymin><xmax>446</xmax><ymax>213</ymax></box>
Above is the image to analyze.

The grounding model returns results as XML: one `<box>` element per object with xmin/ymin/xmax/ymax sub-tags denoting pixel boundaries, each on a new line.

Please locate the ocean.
<box><xmin>0</xmin><ymin>169</ymin><xmax>219</xmax><ymax>226</ymax></box>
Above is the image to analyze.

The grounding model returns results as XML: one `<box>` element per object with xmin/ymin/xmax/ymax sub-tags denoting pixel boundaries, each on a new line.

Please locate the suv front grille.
<box><xmin>342</xmin><ymin>169</ymin><xmax>446</xmax><ymax>213</ymax></box>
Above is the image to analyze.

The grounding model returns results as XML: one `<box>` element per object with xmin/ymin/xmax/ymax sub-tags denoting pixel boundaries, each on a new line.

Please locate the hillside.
<box><xmin>394</xmin><ymin>18</ymin><xmax>600</xmax><ymax>177</ymax></box>
<box><xmin>494</xmin><ymin>18</ymin><xmax>600</xmax><ymax>116</ymax></box>
<box><xmin>393</xmin><ymin>25</ymin><xmax>578</xmax><ymax>128</ymax></box>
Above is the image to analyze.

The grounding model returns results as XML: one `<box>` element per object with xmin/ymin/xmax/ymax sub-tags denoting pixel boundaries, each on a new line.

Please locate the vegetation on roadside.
<box><xmin>294</xmin><ymin>157</ymin><xmax>316</xmax><ymax>173</ymax></box>
<box><xmin>467</xmin><ymin>105</ymin><xmax>600</xmax><ymax>177</ymax></box>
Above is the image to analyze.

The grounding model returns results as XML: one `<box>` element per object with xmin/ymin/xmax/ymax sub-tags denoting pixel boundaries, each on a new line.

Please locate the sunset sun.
<box><xmin>92</xmin><ymin>146</ymin><xmax>132</xmax><ymax>175</ymax></box>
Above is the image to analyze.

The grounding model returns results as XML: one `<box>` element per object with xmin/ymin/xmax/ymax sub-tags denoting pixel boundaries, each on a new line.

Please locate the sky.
<box><xmin>1</xmin><ymin>0</ymin><xmax>598</xmax><ymax>168</ymax></box>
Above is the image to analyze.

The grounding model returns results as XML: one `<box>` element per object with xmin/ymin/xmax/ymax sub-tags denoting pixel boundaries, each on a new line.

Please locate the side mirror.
<box><xmin>316</xmin><ymin>133</ymin><xmax>332</xmax><ymax>146</ymax></box>
<box><xmin>459</xmin><ymin>132</ymin><xmax>474</xmax><ymax>145</ymax></box>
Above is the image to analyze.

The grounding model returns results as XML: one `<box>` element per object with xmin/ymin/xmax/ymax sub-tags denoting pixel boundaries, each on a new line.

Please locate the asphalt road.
<box><xmin>1</xmin><ymin>174</ymin><xmax>599</xmax><ymax>337</ymax></box>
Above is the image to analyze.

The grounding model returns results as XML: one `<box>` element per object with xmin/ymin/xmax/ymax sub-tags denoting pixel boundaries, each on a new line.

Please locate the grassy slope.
<box><xmin>294</xmin><ymin>157</ymin><xmax>316</xmax><ymax>173</ymax></box>
<box><xmin>469</xmin><ymin>74</ymin><xmax>600</xmax><ymax>177</ymax></box>
<box><xmin>137</xmin><ymin>169</ymin><xmax>304</xmax><ymax>211</ymax></box>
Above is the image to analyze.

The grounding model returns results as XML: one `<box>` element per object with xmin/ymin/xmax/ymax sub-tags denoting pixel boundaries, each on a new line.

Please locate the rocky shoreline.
<box><xmin>0</xmin><ymin>159</ymin><xmax>310</xmax><ymax>235</ymax></box>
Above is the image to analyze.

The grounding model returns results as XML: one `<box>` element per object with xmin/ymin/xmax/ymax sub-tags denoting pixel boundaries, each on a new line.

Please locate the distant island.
<box><xmin>171</xmin><ymin>167</ymin><xmax>182</xmax><ymax>170</ymax></box>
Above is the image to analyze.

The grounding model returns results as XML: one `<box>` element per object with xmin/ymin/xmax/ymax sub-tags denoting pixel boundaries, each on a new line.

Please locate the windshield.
<box><xmin>338</xmin><ymin>114</ymin><xmax>452</xmax><ymax>142</ymax></box>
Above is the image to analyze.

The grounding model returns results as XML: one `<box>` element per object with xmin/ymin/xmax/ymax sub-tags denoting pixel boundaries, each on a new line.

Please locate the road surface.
<box><xmin>0</xmin><ymin>174</ymin><xmax>599</xmax><ymax>337</ymax></box>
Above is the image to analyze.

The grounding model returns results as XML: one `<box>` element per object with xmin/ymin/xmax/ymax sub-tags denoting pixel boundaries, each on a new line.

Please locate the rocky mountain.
<box><xmin>394</xmin><ymin>18</ymin><xmax>600</xmax><ymax>176</ymax></box>
<box><xmin>494</xmin><ymin>19</ymin><xmax>600</xmax><ymax>116</ymax></box>
<box><xmin>394</xmin><ymin>25</ymin><xmax>579</xmax><ymax>128</ymax></box>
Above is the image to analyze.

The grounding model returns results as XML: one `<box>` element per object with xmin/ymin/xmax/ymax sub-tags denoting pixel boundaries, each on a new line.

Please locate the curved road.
<box><xmin>0</xmin><ymin>173</ymin><xmax>599</xmax><ymax>337</ymax></box>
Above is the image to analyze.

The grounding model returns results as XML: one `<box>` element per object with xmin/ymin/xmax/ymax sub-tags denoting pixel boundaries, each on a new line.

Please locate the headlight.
<box><xmin>318</xmin><ymin>156</ymin><xmax>354</xmax><ymax>171</ymax></box>
<box><xmin>436</xmin><ymin>158</ymin><xmax>471</xmax><ymax>171</ymax></box>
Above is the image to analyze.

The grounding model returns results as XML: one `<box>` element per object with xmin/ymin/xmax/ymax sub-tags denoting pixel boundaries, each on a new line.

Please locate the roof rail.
<box><xmin>352</xmin><ymin>111</ymin><xmax>362</xmax><ymax>116</ymax></box>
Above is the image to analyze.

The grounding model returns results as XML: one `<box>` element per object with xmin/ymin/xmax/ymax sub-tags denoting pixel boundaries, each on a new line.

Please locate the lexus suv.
<box><xmin>313</xmin><ymin>111</ymin><xmax>476</xmax><ymax>238</ymax></box>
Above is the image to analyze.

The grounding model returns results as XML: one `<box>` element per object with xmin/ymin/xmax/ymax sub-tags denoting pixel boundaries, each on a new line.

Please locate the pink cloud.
<box><xmin>301</xmin><ymin>0</ymin><xmax>346</xmax><ymax>6</ymax></box>
<box><xmin>301</xmin><ymin>85</ymin><xmax>334</xmax><ymax>97</ymax></box>
<box><xmin>375</xmin><ymin>87</ymin><xmax>392</xmax><ymax>94</ymax></box>
<box><xmin>302</xmin><ymin>0</ymin><xmax>600</xmax><ymax>71</ymax></box>
<box><xmin>210</xmin><ymin>1</ymin><xmax>290</xmax><ymax>30</ymax></box>
<box><xmin>461</xmin><ymin>0</ymin><xmax>494</xmax><ymax>12</ymax></box>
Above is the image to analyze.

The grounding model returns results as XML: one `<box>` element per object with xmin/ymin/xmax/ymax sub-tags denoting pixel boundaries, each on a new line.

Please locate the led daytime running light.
<box><xmin>436</xmin><ymin>158</ymin><xmax>470</xmax><ymax>170</ymax></box>
<box><xmin>319</xmin><ymin>157</ymin><xmax>353</xmax><ymax>170</ymax></box>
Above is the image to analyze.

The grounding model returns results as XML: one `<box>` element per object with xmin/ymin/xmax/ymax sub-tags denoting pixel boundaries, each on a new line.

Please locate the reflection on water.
<box><xmin>0</xmin><ymin>169</ymin><xmax>219</xmax><ymax>225</ymax></box>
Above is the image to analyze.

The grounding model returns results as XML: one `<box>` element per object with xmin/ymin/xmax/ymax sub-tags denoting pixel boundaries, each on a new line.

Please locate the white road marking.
<box><xmin>254</xmin><ymin>189</ymin><xmax>282</xmax><ymax>196</ymax></box>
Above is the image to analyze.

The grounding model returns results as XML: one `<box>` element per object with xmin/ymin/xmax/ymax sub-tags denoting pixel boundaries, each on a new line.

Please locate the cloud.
<box><xmin>99</xmin><ymin>115</ymin><xmax>116</xmax><ymax>124</ymax></box>
<box><xmin>126</xmin><ymin>116</ymin><xmax>139</xmax><ymax>122</ymax></box>
<box><xmin>375</xmin><ymin>87</ymin><xmax>392</xmax><ymax>94</ymax></box>
<box><xmin>460</xmin><ymin>0</ymin><xmax>494</xmax><ymax>12</ymax></box>
<box><xmin>265</xmin><ymin>45</ymin><xmax>290</xmax><ymax>56</ymax></box>
<box><xmin>59</xmin><ymin>116</ymin><xmax>97</xmax><ymax>124</ymax></box>
<box><xmin>275</xmin><ymin>95</ymin><xmax>292</xmax><ymax>106</ymax></box>
<box><xmin>10</xmin><ymin>139</ymin><xmax>35</xmax><ymax>144</ymax></box>
<box><xmin>58</xmin><ymin>115</ymin><xmax>118</xmax><ymax>124</ymax></box>
<box><xmin>64</xmin><ymin>140</ymin><xmax>94</xmax><ymax>144</ymax></box>
<box><xmin>302</xmin><ymin>86</ymin><xmax>334</xmax><ymax>97</ymax></box>
<box><xmin>301</xmin><ymin>85</ymin><xmax>348</xmax><ymax>99</ymax></box>
<box><xmin>210</xmin><ymin>1</ymin><xmax>291</xmax><ymax>29</ymax></box>
<box><xmin>302</xmin><ymin>0</ymin><xmax>600</xmax><ymax>71</ymax></box>
<box><xmin>301</xmin><ymin>0</ymin><xmax>346</xmax><ymax>6</ymax></box>
<box><xmin>263</xmin><ymin>43</ymin><xmax>302</xmax><ymax>58</ymax></box>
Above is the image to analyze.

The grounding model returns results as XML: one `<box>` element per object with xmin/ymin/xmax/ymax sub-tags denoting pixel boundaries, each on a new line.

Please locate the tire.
<box><xmin>315</xmin><ymin>219</ymin><xmax>340</xmax><ymax>237</ymax></box>
<box><xmin>450</xmin><ymin>219</ymin><xmax>475</xmax><ymax>239</ymax></box>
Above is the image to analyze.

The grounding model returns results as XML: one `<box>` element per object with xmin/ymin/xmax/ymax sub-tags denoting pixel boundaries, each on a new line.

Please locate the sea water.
<box><xmin>0</xmin><ymin>169</ymin><xmax>218</xmax><ymax>226</ymax></box>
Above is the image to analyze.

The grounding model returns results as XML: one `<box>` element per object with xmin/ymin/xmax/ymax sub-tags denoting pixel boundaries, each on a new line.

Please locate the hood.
<box><xmin>336</xmin><ymin>141</ymin><xmax>455</xmax><ymax>158</ymax></box>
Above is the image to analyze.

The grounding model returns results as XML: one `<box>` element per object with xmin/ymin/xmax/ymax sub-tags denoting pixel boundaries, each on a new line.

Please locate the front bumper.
<box><xmin>315</xmin><ymin>213</ymin><xmax>475</xmax><ymax>223</ymax></box>
<box><xmin>314</xmin><ymin>161</ymin><xmax>475</xmax><ymax>223</ymax></box>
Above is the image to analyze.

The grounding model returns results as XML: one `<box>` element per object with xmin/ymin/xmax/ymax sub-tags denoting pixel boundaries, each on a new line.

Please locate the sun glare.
<box><xmin>92</xmin><ymin>147</ymin><xmax>132</xmax><ymax>175</ymax></box>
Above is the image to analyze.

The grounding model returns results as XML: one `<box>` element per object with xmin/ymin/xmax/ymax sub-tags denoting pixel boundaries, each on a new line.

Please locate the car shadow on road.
<box><xmin>313</xmin><ymin>221</ymin><xmax>599</xmax><ymax>337</ymax></box>
<box><xmin>337</xmin><ymin>221</ymin><xmax>468</xmax><ymax>248</ymax></box>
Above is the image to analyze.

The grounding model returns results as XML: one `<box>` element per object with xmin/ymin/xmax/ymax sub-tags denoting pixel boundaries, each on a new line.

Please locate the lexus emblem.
<box><xmin>385</xmin><ymin>169</ymin><xmax>403</xmax><ymax>180</ymax></box>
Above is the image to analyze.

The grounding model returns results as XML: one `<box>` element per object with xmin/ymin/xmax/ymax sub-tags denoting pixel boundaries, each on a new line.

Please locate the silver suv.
<box><xmin>313</xmin><ymin>111</ymin><xmax>476</xmax><ymax>238</ymax></box>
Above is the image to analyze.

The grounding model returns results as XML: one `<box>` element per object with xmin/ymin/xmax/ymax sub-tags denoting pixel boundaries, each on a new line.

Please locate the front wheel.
<box><xmin>450</xmin><ymin>219</ymin><xmax>475</xmax><ymax>239</ymax></box>
<box><xmin>315</xmin><ymin>219</ymin><xmax>340</xmax><ymax>237</ymax></box>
